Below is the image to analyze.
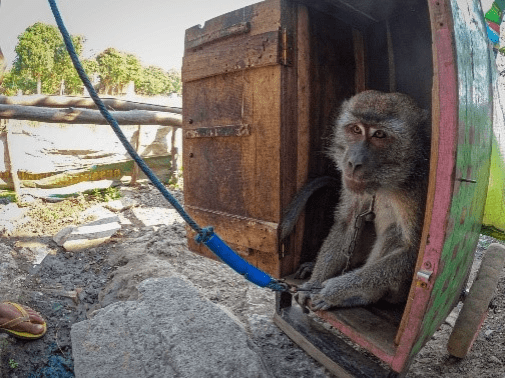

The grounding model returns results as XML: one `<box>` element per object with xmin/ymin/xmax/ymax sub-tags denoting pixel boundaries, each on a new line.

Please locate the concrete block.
<box><xmin>131</xmin><ymin>207</ymin><xmax>183</xmax><ymax>227</ymax></box>
<box><xmin>53</xmin><ymin>206</ymin><xmax>121</xmax><ymax>251</ymax></box>
<box><xmin>71</xmin><ymin>277</ymin><xmax>269</xmax><ymax>378</ymax></box>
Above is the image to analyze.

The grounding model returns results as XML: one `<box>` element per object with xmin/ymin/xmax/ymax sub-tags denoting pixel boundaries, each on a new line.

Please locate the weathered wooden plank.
<box><xmin>353</xmin><ymin>29</ymin><xmax>366</xmax><ymax>93</ymax></box>
<box><xmin>299</xmin><ymin>6</ymin><xmax>353</xmax><ymax>263</ymax></box>
<box><xmin>0</xmin><ymin>95</ymin><xmax>182</xmax><ymax>114</ymax></box>
<box><xmin>183</xmin><ymin>0</ymin><xmax>284</xmax><ymax>82</ymax></box>
<box><xmin>287</xmin><ymin>3</ymin><xmax>311</xmax><ymax>274</ymax></box>
<box><xmin>182</xmin><ymin>30</ymin><xmax>281</xmax><ymax>82</ymax></box>
<box><xmin>184</xmin><ymin>0</ymin><xmax>282</xmax><ymax>40</ymax></box>
<box><xmin>0</xmin><ymin>104</ymin><xmax>182</xmax><ymax>126</ymax></box>
<box><xmin>183</xmin><ymin>66</ymin><xmax>282</xmax><ymax>222</ymax></box>
<box><xmin>318</xmin><ymin>306</ymin><xmax>398</xmax><ymax>357</ymax></box>
<box><xmin>185</xmin><ymin>21</ymin><xmax>251</xmax><ymax>50</ymax></box>
<box><xmin>184</xmin><ymin>124</ymin><xmax>250</xmax><ymax>138</ymax></box>
<box><xmin>185</xmin><ymin>205</ymin><xmax>279</xmax><ymax>253</ymax></box>
<box><xmin>4</xmin><ymin>120</ymin><xmax>21</xmax><ymax>200</ymax></box>
<box><xmin>274</xmin><ymin>305</ymin><xmax>398</xmax><ymax>378</ymax></box>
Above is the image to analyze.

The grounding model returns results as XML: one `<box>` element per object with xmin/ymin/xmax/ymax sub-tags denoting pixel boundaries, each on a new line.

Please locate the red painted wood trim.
<box><xmin>392</xmin><ymin>1</ymin><xmax>459</xmax><ymax>372</ymax></box>
<box><xmin>316</xmin><ymin>311</ymin><xmax>396</xmax><ymax>365</ymax></box>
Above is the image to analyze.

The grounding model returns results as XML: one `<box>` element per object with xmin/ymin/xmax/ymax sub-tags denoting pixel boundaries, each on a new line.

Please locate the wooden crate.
<box><xmin>182</xmin><ymin>0</ymin><xmax>494</xmax><ymax>375</ymax></box>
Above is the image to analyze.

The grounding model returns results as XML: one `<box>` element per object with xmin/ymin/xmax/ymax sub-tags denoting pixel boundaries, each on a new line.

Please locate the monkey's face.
<box><xmin>329</xmin><ymin>91</ymin><xmax>428</xmax><ymax>194</ymax></box>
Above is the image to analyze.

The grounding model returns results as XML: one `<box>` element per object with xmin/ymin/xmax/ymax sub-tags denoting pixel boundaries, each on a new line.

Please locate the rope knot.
<box><xmin>195</xmin><ymin>226</ymin><xmax>214</xmax><ymax>244</ymax></box>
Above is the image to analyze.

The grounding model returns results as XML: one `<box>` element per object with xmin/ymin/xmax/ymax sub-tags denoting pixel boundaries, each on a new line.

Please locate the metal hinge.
<box><xmin>280</xmin><ymin>27</ymin><xmax>292</xmax><ymax>66</ymax></box>
<box><xmin>417</xmin><ymin>269</ymin><xmax>433</xmax><ymax>284</ymax></box>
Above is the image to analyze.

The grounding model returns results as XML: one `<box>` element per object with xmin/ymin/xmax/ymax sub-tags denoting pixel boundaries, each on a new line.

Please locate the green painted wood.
<box><xmin>410</xmin><ymin>0</ymin><xmax>494</xmax><ymax>358</ymax></box>
<box><xmin>0</xmin><ymin>155</ymin><xmax>173</xmax><ymax>189</ymax></box>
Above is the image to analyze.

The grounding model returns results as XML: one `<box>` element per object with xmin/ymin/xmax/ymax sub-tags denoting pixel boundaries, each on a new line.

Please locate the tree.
<box><xmin>167</xmin><ymin>69</ymin><xmax>182</xmax><ymax>95</ymax></box>
<box><xmin>11</xmin><ymin>22</ymin><xmax>84</xmax><ymax>95</ymax></box>
<box><xmin>53</xmin><ymin>34</ymin><xmax>85</xmax><ymax>94</ymax></box>
<box><xmin>96</xmin><ymin>48</ymin><xmax>141</xmax><ymax>95</ymax></box>
<box><xmin>0</xmin><ymin>69</ymin><xmax>36</xmax><ymax>96</ymax></box>
<box><xmin>135</xmin><ymin>66</ymin><xmax>182</xmax><ymax>96</ymax></box>
<box><xmin>13</xmin><ymin>23</ymin><xmax>59</xmax><ymax>93</ymax></box>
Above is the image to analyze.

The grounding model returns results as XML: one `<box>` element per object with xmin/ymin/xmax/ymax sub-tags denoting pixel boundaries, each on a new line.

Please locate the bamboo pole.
<box><xmin>0</xmin><ymin>94</ymin><xmax>182</xmax><ymax>114</ymax></box>
<box><xmin>0</xmin><ymin>104</ymin><xmax>182</xmax><ymax>127</ymax></box>
<box><xmin>130</xmin><ymin>125</ymin><xmax>142</xmax><ymax>185</ymax></box>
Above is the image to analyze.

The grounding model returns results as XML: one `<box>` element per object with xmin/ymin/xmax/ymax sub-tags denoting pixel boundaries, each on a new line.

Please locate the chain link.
<box><xmin>341</xmin><ymin>195</ymin><xmax>376</xmax><ymax>274</ymax></box>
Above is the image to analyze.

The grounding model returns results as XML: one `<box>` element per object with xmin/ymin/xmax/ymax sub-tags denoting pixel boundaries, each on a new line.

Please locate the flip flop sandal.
<box><xmin>0</xmin><ymin>302</ymin><xmax>47</xmax><ymax>340</ymax></box>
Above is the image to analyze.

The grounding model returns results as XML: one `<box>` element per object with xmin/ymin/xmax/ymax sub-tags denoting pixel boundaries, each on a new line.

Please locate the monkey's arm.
<box><xmin>310</xmin><ymin>241</ymin><xmax>417</xmax><ymax>310</ymax></box>
<box><xmin>295</xmin><ymin>203</ymin><xmax>356</xmax><ymax>306</ymax></box>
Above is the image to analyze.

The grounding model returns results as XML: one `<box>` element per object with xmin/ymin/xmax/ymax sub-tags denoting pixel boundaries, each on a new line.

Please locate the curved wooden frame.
<box><xmin>392</xmin><ymin>0</ymin><xmax>459</xmax><ymax>370</ymax></box>
<box><xmin>307</xmin><ymin>0</ymin><xmax>494</xmax><ymax>373</ymax></box>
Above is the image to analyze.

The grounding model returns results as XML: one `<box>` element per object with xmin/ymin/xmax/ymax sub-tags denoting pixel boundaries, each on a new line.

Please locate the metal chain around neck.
<box><xmin>342</xmin><ymin>195</ymin><xmax>376</xmax><ymax>274</ymax></box>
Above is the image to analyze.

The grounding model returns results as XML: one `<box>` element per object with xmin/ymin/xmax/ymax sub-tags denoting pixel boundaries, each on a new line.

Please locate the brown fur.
<box><xmin>295</xmin><ymin>90</ymin><xmax>430</xmax><ymax>310</ymax></box>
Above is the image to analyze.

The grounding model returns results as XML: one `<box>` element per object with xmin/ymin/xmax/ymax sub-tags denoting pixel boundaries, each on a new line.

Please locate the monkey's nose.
<box><xmin>348</xmin><ymin>161</ymin><xmax>363</xmax><ymax>174</ymax></box>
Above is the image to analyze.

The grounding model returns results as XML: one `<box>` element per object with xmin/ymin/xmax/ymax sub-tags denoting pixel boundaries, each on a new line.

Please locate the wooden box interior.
<box><xmin>284</xmin><ymin>0</ymin><xmax>433</xmax><ymax>356</ymax></box>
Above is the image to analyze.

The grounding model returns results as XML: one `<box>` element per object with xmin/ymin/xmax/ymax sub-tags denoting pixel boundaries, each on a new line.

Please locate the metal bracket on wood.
<box><xmin>186</xmin><ymin>22</ymin><xmax>251</xmax><ymax>51</ymax></box>
<box><xmin>184</xmin><ymin>124</ymin><xmax>250</xmax><ymax>138</ymax></box>
<box><xmin>280</xmin><ymin>27</ymin><xmax>293</xmax><ymax>66</ymax></box>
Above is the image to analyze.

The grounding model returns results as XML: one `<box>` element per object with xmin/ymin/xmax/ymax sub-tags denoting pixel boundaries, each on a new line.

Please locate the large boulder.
<box><xmin>71</xmin><ymin>277</ymin><xmax>270</xmax><ymax>378</ymax></box>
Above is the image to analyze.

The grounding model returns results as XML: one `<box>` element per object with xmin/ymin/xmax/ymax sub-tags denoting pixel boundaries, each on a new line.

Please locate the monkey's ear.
<box><xmin>339</xmin><ymin>98</ymin><xmax>352</xmax><ymax>111</ymax></box>
<box><xmin>335</xmin><ymin>99</ymin><xmax>353</xmax><ymax>124</ymax></box>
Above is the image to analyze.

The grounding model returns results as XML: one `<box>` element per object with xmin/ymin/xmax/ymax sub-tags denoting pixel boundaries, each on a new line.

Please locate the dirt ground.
<box><xmin>0</xmin><ymin>183</ymin><xmax>504</xmax><ymax>377</ymax></box>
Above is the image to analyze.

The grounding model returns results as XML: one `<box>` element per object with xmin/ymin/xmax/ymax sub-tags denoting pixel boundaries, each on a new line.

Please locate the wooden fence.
<box><xmin>0</xmin><ymin>94</ymin><xmax>182</xmax><ymax>199</ymax></box>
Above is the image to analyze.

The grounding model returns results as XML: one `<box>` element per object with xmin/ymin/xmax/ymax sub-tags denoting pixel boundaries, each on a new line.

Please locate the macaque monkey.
<box><xmin>290</xmin><ymin>90</ymin><xmax>430</xmax><ymax>310</ymax></box>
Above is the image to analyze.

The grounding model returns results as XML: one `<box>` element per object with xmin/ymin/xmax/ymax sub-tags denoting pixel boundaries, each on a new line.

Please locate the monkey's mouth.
<box><xmin>343</xmin><ymin>175</ymin><xmax>376</xmax><ymax>193</ymax></box>
<box><xmin>343</xmin><ymin>175</ymin><xmax>366</xmax><ymax>192</ymax></box>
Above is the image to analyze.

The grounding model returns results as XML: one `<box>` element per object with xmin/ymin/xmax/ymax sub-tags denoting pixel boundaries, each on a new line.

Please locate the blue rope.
<box><xmin>47</xmin><ymin>0</ymin><xmax>288</xmax><ymax>292</ymax></box>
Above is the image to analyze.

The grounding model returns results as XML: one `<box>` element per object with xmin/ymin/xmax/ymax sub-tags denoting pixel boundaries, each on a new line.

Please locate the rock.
<box><xmin>79</xmin><ymin>205</ymin><xmax>120</xmax><ymax>224</ymax></box>
<box><xmin>17</xmin><ymin>245</ymin><xmax>52</xmax><ymax>265</ymax></box>
<box><xmin>54</xmin><ymin>206</ymin><xmax>121</xmax><ymax>251</ymax></box>
<box><xmin>0</xmin><ymin>203</ymin><xmax>29</xmax><ymax>235</ymax></box>
<box><xmin>489</xmin><ymin>355</ymin><xmax>502</xmax><ymax>364</ymax></box>
<box><xmin>0</xmin><ymin>203</ymin><xmax>26</xmax><ymax>222</ymax></box>
<box><xmin>71</xmin><ymin>277</ymin><xmax>270</xmax><ymax>378</ymax></box>
<box><xmin>484</xmin><ymin>329</ymin><xmax>495</xmax><ymax>338</ymax></box>
<box><xmin>130</xmin><ymin>206</ymin><xmax>183</xmax><ymax>227</ymax></box>
<box><xmin>0</xmin><ymin>244</ymin><xmax>25</xmax><ymax>299</ymax></box>
<box><xmin>444</xmin><ymin>308</ymin><xmax>459</xmax><ymax>327</ymax></box>
<box><xmin>103</xmin><ymin>197</ymin><xmax>137</xmax><ymax>212</ymax></box>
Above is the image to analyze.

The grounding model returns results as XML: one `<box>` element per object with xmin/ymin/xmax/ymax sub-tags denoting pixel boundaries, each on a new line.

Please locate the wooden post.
<box><xmin>130</xmin><ymin>125</ymin><xmax>142</xmax><ymax>185</ymax></box>
<box><xmin>4</xmin><ymin>120</ymin><xmax>21</xmax><ymax>201</ymax></box>
<box><xmin>170</xmin><ymin>127</ymin><xmax>178</xmax><ymax>184</ymax></box>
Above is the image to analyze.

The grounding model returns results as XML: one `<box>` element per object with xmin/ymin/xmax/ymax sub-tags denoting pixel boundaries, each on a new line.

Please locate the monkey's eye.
<box><xmin>351</xmin><ymin>125</ymin><xmax>362</xmax><ymax>134</ymax></box>
<box><xmin>372</xmin><ymin>130</ymin><xmax>386</xmax><ymax>138</ymax></box>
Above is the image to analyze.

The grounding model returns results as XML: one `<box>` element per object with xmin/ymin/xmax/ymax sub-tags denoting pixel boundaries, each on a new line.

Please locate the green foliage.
<box><xmin>29</xmin><ymin>197</ymin><xmax>87</xmax><ymax>222</ymax></box>
<box><xmin>0</xmin><ymin>191</ymin><xmax>17</xmax><ymax>203</ymax></box>
<box><xmin>135</xmin><ymin>66</ymin><xmax>181</xmax><ymax>96</ymax></box>
<box><xmin>4</xmin><ymin>22</ymin><xmax>84</xmax><ymax>95</ymax></box>
<box><xmin>1</xmin><ymin>22</ymin><xmax>181</xmax><ymax>97</ymax></box>
<box><xmin>96</xmin><ymin>48</ymin><xmax>141</xmax><ymax>94</ymax></box>
<box><xmin>167</xmin><ymin>69</ymin><xmax>182</xmax><ymax>95</ymax></box>
<box><xmin>82</xmin><ymin>58</ymin><xmax>99</xmax><ymax>76</ymax></box>
<box><xmin>0</xmin><ymin>69</ymin><xmax>36</xmax><ymax>95</ymax></box>
<box><xmin>8</xmin><ymin>359</ymin><xmax>19</xmax><ymax>369</ymax></box>
<box><xmin>84</xmin><ymin>187</ymin><xmax>122</xmax><ymax>202</ymax></box>
<box><xmin>499</xmin><ymin>46</ymin><xmax>505</xmax><ymax>56</ymax></box>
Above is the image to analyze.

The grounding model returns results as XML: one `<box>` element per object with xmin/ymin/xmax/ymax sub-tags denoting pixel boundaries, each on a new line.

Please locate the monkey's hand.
<box><xmin>293</xmin><ymin>262</ymin><xmax>315</xmax><ymax>279</ymax></box>
<box><xmin>294</xmin><ymin>280</ymin><xmax>321</xmax><ymax>312</ymax></box>
<box><xmin>310</xmin><ymin>275</ymin><xmax>371</xmax><ymax>311</ymax></box>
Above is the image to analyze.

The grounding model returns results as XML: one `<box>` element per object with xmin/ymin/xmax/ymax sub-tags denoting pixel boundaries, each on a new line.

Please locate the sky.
<box><xmin>0</xmin><ymin>0</ymin><xmax>259</xmax><ymax>72</ymax></box>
